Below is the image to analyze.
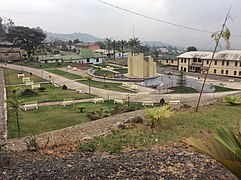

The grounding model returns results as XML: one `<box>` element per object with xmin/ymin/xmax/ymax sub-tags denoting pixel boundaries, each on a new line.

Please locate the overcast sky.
<box><xmin>1</xmin><ymin>0</ymin><xmax>241</xmax><ymax>49</ymax></box>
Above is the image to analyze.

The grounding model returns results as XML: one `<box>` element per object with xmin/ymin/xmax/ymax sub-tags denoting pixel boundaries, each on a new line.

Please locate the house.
<box><xmin>0</xmin><ymin>41</ymin><xmax>27</xmax><ymax>62</ymax></box>
<box><xmin>159</xmin><ymin>55</ymin><xmax>178</xmax><ymax>67</ymax></box>
<box><xmin>38</xmin><ymin>48</ymin><xmax>105</xmax><ymax>64</ymax></box>
<box><xmin>177</xmin><ymin>50</ymin><xmax>241</xmax><ymax>77</ymax></box>
<box><xmin>74</xmin><ymin>43</ymin><xmax>100</xmax><ymax>51</ymax></box>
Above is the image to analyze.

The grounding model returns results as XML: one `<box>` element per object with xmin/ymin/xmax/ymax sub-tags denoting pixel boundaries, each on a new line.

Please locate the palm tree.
<box><xmin>184</xmin><ymin>127</ymin><xmax>241</xmax><ymax>179</ymax></box>
<box><xmin>112</xmin><ymin>40</ymin><xmax>119</xmax><ymax>63</ymax></box>
<box><xmin>118</xmin><ymin>40</ymin><xmax>128</xmax><ymax>58</ymax></box>
<box><xmin>105</xmin><ymin>38</ymin><xmax>112</xmax><ymax>59</ymax></box>
<box><xmin>8</xmin><ymin>94</ymin><xmax>22</xmax><ymax>138</ymax></box>
<box><xmin>128</xmin><ymin>37</ymin><xmax>141</xmax><ymax>55</ymax></box>
<box><xmin>85</xmin><ymin>75</ymin><xmax>93</xmax><ymax>94</ymax></box>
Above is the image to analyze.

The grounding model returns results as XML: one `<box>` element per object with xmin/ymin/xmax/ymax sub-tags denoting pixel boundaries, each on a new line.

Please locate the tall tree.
<box><xmin>118</xmin><ymin>40</ymin><xmax>128</xmax><ymax>58</ymax></box>
<box><xmin>112</xmin><ymin>40</ymin><xmax>119</xmax><ymax>62</ymax></box>
<box><xmin>5</xmin><ymin>26</ymin><xmax>46</xmax><ymax>58</ymax></box>
<box><xmin>177</xmin><ymin>70</ymin><xmax>186</xmax><ymax>88</ymax></box>
<box><xmin>0</xmin><ymin>17</ymin><xmax>14</xmax><ymax>40</ymax></box>
<box><xmin>105</xmin><ymin>38</ymin><xmax>112</xmax><ymax>59</ymax></box>
<box><xmin>128</xmin><ymin>37</ymin><xmax>141</xmax><ymax>55</ymax></box>
<box><xmin>73</xmin><ymin>39</ymin><xmax>80</xmax><ymax>44</ymax></box>
<box><xmin>187</xmin><ymin>46</ymin><xmax>197</xmax><ymax>52</ymax></box>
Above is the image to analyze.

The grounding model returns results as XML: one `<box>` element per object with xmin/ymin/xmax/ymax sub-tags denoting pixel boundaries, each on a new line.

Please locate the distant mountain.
<box><xmin>46</xmin><ymin>32</ymin><xmax>104</xmax><ymax>42</ymax></box>
<box><xmin>142</xmin><ymin>41</ymin><xmax>170</xmax><ymax>47</ymax></box>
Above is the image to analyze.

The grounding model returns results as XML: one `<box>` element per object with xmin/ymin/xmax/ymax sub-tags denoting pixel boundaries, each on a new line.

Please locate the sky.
<box><xmin>1</xmin><ymin>0</ymin><xmax>241</xmax><ymax>49</ymax></box>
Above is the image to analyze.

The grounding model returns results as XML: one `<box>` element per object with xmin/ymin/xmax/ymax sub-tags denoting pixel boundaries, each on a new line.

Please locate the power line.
<box><xmin>97</xmin><ymin>0</ymin><xmax>241</xmax><ymax>38</ymax></box>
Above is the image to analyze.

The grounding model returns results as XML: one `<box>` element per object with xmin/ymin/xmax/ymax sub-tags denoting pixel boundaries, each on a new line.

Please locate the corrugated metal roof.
<box><xmin>177</xmin><ymin>51</ymin><xmax>212</xmax><ymax>58</ymax></box>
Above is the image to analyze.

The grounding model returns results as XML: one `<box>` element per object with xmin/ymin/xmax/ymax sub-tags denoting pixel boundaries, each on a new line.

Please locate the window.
<box><xmin>181</xmin><ymin>66</ymin><xmax>183</xmax><ymax>71</ymax></box>
<box><xmin>221</xmin><ymin>70</ymin><xmax>224</xmax><ymax>74</ymax></box>
<box><xmin>222</xmin><ymin>61</ymin><xmax>224</xmax><ymax>66</ymax></box>
<box><xmin>206</xmin><ymin>60</ymin><xmax>209</xmax><ymax>65</ymax></box>
<box><xmin>184</xmin><ymin>67</ymin><xmax>187</xmax><ymax>72</ymax></box>
<box><xmin>226</xmin><ymin>61</ymin><xmax>229</xmax><ymax>66</ymax></box>
<box><xmin>181</xmin><ymin>59</ymin><xmax>183</xmax><ymax>63</ymax></box>
<box><xmin>86</xmin><ymin>58</ymin><xmax>90</xmax><ymax>63</ymax></box>
<box><xmin>193</xmin><ymin>59</ymin><xmax>197</xmax><ymax>62</ymax></box>
<box><xmin>214</xmin><ymin>61</ymin><xmax>217</xmax><ymax>65</ymax></box>
<box><xmin>198</xmin><ymin>59</ymin><xmax>202</xmax><ymax>63</ymax></box>
<box><xmin>184</xmin><ymin>59</ymin><xmax>187</xmax><ymax>63</ymax></box>
<box><xmin>96</xmin><ymin>58</ymin><xmax>99</xmax><ymax>62</ymax></box>
<box><xmin>239</xmin><ymin>71</ymin><xmax>241</xmax><ymax>76</ymax></box>
<box><xmin>234</xmin><ymin>71</ymin><xmax>237</xmax><ymax>75</ymax></box>
<box><xmin>166</xmin><ymin>60</ymin><xmax>168</xmax><ymax>63</ymax></box>
<box><xmin>171</xmin><ymin>60</ymin><xmax>173</xmax><ymax>63</ymax></box>
<box><xmin>235</xmin><ymin>62</ymin><xmax>238</xmax><ymax>66</ymax></box>
<box><xmin>214</xmin><ymin>69</ymin><xmax>217</xmax><ymax>74</ymax></box>
<box><xmin>226</xmin><ymin>70</ymin><xmax>228</xmax><ymax>75</ymax></box>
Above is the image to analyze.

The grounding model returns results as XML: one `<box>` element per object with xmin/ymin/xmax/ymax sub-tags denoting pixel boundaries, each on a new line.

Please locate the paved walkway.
<box><xmin>0</xmin><ymin>68</ymin><xmax>7</xmax><ymax>139</ymax></box>
<box><xmin>1</xmin><ymin>63</ymin><xmax>240</xmax><ymax>106</ymax></box>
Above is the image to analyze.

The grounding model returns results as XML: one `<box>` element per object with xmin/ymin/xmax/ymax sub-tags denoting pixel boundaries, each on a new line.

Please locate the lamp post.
<box><xmin>126</xmin><ymin>94</ymin><xmax>130</xmax><ymax>107</ymax></box>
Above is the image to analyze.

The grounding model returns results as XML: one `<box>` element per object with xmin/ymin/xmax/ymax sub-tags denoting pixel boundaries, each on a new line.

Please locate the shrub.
<box><xmin>62</xmin><ymin>85</ymin><xmax>67</xmax><ymax>90</ymax></box>
<box><xmin>21</xmin><ymin>89</ymin><xmax>38</xmax><ymax>97</ymax></box>
<box><xmin>78</xmin><ymin>106</ymin><xmax>86</xmax><ymax>113</ymax></box>
<box><xmin>38</xmin><ymin>87</ymin><xmax>46</xmax><ymax>92</ymax></box>
<box><xmin>78</xmin><ymin>142</ymin><xmax>96</xmax><ymax>152</ymax></box>
<box><xmin>146</xmin><ymin>105</ymin><xmax>174</xmax><ymax>128</ymax></box>
<box><xmin>224</xmin><ymin>96</ymin><xmax>241</xmax><ymax>106</ymax></box>
<box><xmin>57</xmin><ymin>62</ymin><xmax>62</xmax><ymax>66</ymax></box>
<box><xmin>87</xmin><ymin>111</ymin><xmax>100</xmax><ymax>121</ymax></box>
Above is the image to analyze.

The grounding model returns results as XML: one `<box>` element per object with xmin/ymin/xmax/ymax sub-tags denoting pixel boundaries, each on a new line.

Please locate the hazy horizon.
<box><xmin>1</xmin><ymin>0</ymin><xmax>241</xmax><ymax>49</ymax></box>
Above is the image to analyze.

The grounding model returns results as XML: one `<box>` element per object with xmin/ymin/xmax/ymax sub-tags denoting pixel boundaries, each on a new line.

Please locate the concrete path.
<box><xmin>1</xmin><ymin>64</ymin><xmax>240</xmax><ymax>106</ymax></box>
<box><xmin>0</xmin><ymin>68</ymin><xmax>7</xmax><ymax>139</ymax></box>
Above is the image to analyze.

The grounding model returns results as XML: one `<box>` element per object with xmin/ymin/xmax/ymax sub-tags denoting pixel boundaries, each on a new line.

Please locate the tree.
<box><xmin>8</xmin><ymin>87</ymin><xmax>22</xmax><ymax>138</ymax></box>
<box><xmin>95</xmin><ymin>41</ymin><xmax>106</xmax><ymax>49</ymax></box>
<box><xmin>105</xmin><ymin>38</ymin><xmax>112</xmax><ymax>59</ymax></box>
<box><xmin>176</xmin><ymin>70</ymin><xmax>186</xmax><ymax>88</ymax></box>
<box><xmin>5</xmin><ymin>26</ymin><xmax>46</xmax><ymax>58</ymax></box>
<box><xmin>73</xmin><ymin>39</ymin><xmax>80</xmax><ymax>44</ymax></box>
<box><xmin>184</xmin><ymin>126</ymin><xmax>241</xmax><ymax>179</ymax></box>
<box><xmin>0</xmin><ymin>17</ymin><xmax>14</xmax><ymax>40</ymax></box>
<box><xmin>85</xmin><ymin>76</ymin><xmax>93</xmax><ymax>94</ymax></box>
<box><xmin>112</xmin><ymin>40</ymin><xmax>119</xmax><ymax>62</ymax></box>
<box><xmin>187</xmin><ymin>46</ymin><xmax>197</xmax><ymax>52</ymax></box>
<box><xmin>139</xmin><ymin>45</ymin><xmax>150</xmax><ymax>56</ymax></box>
<box><xmin>118</xmin><ymin>40</ymin><xmax>128</xmax><ymax>58</ymax></box>
<box><xmin>128</xmin><ymin>37</ymin><xmax>141</xmax><ymax>55</ymax></box>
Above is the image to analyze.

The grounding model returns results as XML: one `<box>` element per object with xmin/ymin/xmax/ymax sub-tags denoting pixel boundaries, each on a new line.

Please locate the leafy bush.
<box><xmin>87</xmin><ymin>111</ymin><xmax>100</xmax><ymax>121</ymax></box>
<box><xmin>21</xmin><ymin>89</ymin><xmax>38</xmax><ymax>97</ymax></box>
<box><xmin>62</xmin><ymin>85</ymin><xmax>67</xmax><ymax>90</ymax></box>
<box><xmin>38</xmin><ymin>87</ymin><xmax>46</xmax><ymax>92</ymax></box>
<box><xmin>224</xmin><ymin>96</ymin><xmax>241</xmax><ymax>106</ymax></box>
<box><xmin>146</xmin><ymin>105</ymin><xmax>174</xmax><ymax>128</ymax></box>
<box><xmin>78</xmin><ymin>106</ymin><xmax>86</xmax><ymax>113</ymax></box>
<box><xmin>78</xmin><ymin>142</ymin><xmax>96</xmax><ymax>152</ymax></box>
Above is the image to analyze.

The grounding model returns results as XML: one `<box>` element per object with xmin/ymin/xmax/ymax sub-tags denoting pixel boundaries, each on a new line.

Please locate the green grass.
<box><xmin>168</xmin><ymin>86</ymin><xmax>198</xmax><ymax>93</ymax></box>
<box><xmin>46</xmin><ymin>69</ymin><xmax>83</xmax><ymax>79</ymax></box>
<box><xmin>16</xmin><ymin>62</ymin><xmax>82</xmax><ymax>69</ymax></box>
<box><xmin>114</xmin><ymin>68</ymin><xmax>128</xmax><ymax>74</ymax></box>
<box><xmin>82</xmin><ymin>104</ymin><xmax>240</xmax><ymax>153</ymax></box>
<box><xmin>4</xmin><ymin>68</ymin><xmax>45</xmax><ymax>85</ymax></box>
<box><xmin>214</xmin><ymin>85</ymin><xmax>237</xmax><ymax>92</ymax></box>
<box><xmin>78</xmin><ymin>80</ymin><xmax>135</xmax><ymax>93</ymax></box>
<box><xmin>8</xmin><ymin>101</ymin><xmax>115</xmax><ymax>138</ymax></box>
<box><xmin>7</xmin><ymin>83</ymin><xmax>94</xmax><ymax>103</ymax></box>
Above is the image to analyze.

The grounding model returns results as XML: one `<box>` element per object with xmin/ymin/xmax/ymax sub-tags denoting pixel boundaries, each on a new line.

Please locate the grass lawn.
<box><xmin>80</xmin><ymin>104</ymin><xmax>240</xmax><ymax>153</ymax></box>
<box><xmin>78</xmin><ymin>80</ymin><xmax>135</xmax><ymax>93</ymax></box>
<box><xmin>4</xmin><ymin>68</ymin><xmax>45</xmax><ymax>85</ymax></box>
<box><xmin>16</xmin><ymin>62</ymin><xmax>83</xmax><ymax>69</ymax></box>
<box><xmin>46</xmin><ymin>69</ymin><xmax>83</xmax><ymax>79</ymax></box>
<box><xmin>214</xmin><ymin>85</ymin><xmax>237</xmax><ymax>92</ymax></box>
<box><xmin>8</xmin><ymin>101</ymin><xmax>115</xmax><ymax>138</ymax></box>
<box><xmin>114</xmin><ymin>68</ymin><xmax>128</xmax><ymax>74</ymax></box>
<box><xmin>168</xmin><ymin>86</ymin><xmax>198</xmax><ymax>93</ymax></box>
<box><xmin>7</xmin><ymin>83</ymin><xmax>94</xmax><ymax>103</ymax></box>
